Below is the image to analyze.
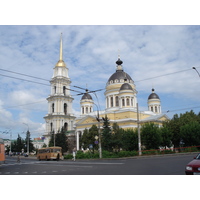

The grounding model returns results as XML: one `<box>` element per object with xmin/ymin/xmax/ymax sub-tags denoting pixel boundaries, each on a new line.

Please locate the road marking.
<box><xmin>52</xmin><ymin>171</ymin><xmax>58</xmax><ymax>173</ymax></box>
<box><xmin>65</xmin><ymin>162</ymin><xmax>124</xmax><ymax>165</ymax></box>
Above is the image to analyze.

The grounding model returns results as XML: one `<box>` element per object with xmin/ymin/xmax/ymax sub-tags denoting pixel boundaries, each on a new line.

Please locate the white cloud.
<box><xmin>1</xmin><ymin>25</ymin><xmax>200</xmax><ymax>138</ymax></box>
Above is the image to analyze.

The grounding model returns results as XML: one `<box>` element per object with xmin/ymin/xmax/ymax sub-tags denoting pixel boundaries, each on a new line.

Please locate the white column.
<box><xmin>113</xmin><ymin>95</ymin><xmax>115</xmax><ymax>107</ymax></box>
<box><xmin>76</xmin><ymin>131</ymin><xmax>79</xmax><ymax>150</ymax></box>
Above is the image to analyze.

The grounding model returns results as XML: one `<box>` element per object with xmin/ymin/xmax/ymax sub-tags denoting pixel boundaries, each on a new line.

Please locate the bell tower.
<box><xmin>44</xmin><ymin>34</ymin><xmax>75</xmax><ymax>144</ymax></box>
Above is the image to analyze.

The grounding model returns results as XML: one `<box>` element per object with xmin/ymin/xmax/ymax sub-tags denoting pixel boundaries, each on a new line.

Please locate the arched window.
<box><xmin>54</xmin><ymin>86</ymin><xmax>56</xmax><ymax>94</ymax></box>
<box><xmin>63</xmin><ymin>86</ymin><xmax>66</xmax><ymax>95</ymax></box>
<box><xmin>151</xmin><ymin>106</ymin><xmax>153</xmax><ymax>112</ymax></box>
<box><xmin>116</xmin><ymin>96</ymin><xmax>119</xmax><ymax>106</ymax></box>
<box><xmin>127</xmin><ymin>98</ymin><xmax>130</xmax><ymax>106</ymax></box>
<box><xmin>52</xmin><ymin>103</ymin><xmax>54</xmax><ymax>113</ymax></box>
<box><xmin>122</xmin><ymin>98</ymin><xmax>125</xmax><ymax>106</ymax></box>
<box><xmin>50</xmin><ymin>122</ymin><xmax>53</xmax><ymax>132</ymax></box>
<box><xmin>131</xmin><ymin>98</ymin><xmax>133</xmax><ymax>106</ymax></box>
<box><xmin>86</xmin><ymin>107</ymin><xmax>88</xmax><ymax>113</ymax></box>
<box><xmin>64</xmin><ymin>103</ymin><xmax>67</xmax><ymax>115</ymax></box>
<box><xmin>82</xmin><ymin>107</ymin><xmax>84</xmax><ymax>114</ymax></box>
<box><xmin>64</xmin><ymin>122</ymin><xmax>68</xmax><ymax>131</ymax></box>
<box><xmin>111</xmin><ymin>97</ymin><xmax>113</xmax><ymax>107</ymax></box>
<box><xmin>155</xmin><ymin>106</ymin><xmax>158</xmax><ymax>112</ymax></box>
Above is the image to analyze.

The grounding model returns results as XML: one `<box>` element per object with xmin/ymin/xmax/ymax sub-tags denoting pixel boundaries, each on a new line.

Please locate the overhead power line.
<box><xmin>0</xmin><ymin>73</ymin><xmax>50</xmax><ymax>86</ymax></box>
<box><xmin>0</xmin><ymin>68</ymin><xmax>49</xmax><ymax>82</ymax></box>
<box><xmin>163</xmin><ymin>105</ymin><xmax>200</xmax><ymax>113</ymax></box>
<box><xmin>135</xmin><ymin>68</ymin><xmax>194</xmax><ymax>82</ymax></box>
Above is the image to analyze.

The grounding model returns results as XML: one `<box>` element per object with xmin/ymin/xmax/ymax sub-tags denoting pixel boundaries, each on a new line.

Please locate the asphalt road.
<box><xmin>0</xmin><ymin>152</ymin><xmax>197</xmax><ymax>175</ymax></box>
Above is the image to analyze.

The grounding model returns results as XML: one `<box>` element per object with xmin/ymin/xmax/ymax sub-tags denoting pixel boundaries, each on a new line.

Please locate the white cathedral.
<box><xmin>43</xmin><ymin>35</ymin><xmax>169</xmax><ymax>151</ymax></box>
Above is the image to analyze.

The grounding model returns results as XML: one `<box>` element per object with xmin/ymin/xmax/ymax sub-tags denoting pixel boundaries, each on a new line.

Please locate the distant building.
<box><xmin>32</xmin><ymin>137</ymin><xmax>45</xmax><ymax>149</ymax></box>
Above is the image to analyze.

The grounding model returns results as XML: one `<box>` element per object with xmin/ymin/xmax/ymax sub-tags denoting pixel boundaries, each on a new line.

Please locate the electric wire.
<box><xmin>0</xmin><ymin>66</ymin><xmax>200</xmax><ymax>113</ymax></box>
<box><xmin>0</xmin><ymin>68</ymin><xmax>49</xmax><ymax>82</ymax></box>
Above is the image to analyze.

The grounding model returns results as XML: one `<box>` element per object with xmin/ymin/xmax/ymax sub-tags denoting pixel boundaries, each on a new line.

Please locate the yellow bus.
<box><xmin>37</xmin><ymin>146</ymin><xmax>63</xmax><ymax>161</ymax></box>
<box><xmin>0</xmin><ymin>138</ymin><xmax>5</xmax><ymax>164</ymax></box>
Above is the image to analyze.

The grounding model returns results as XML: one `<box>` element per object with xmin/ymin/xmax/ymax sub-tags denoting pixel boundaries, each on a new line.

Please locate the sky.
<box><xmin>1</xmin><ymin>25</ymin><xmax>200</xmax><ymax>140</ymax></box>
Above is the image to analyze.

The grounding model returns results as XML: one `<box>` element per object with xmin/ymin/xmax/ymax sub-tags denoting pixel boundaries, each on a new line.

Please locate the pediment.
<box><xmin>75</xmin><ymin>115</ymin><xmax>97</xmax><ymax>125</ymax></box>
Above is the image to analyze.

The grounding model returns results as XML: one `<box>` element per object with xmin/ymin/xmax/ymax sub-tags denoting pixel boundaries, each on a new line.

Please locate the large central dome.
<box><xmin>107</xmin><ymin>58</ymin><xmax>133</xmax><ymax>84</ymax></box>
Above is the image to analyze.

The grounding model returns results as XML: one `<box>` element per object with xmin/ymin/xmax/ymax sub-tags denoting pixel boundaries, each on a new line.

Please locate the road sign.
<box><xmin>95</xmin><ymin>140</ymin><xmax>98</xmax><ymax>144</ymax></box>
<box><xmin>95</xmin><ymin>136</ymin><xmax>98</xmax><ymax>140</ymax></box>
<box><xmin>89</xmin><ymin>144</ymin><xmax>93</xmax><ymax>149</ymax></box>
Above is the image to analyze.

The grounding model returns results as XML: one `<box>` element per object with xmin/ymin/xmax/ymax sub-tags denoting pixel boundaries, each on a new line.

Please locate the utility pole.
<box><xmin>137</xmin><ymin>103</ymin><xmax>142</xmax><ymax>156</ymax></box>
<box><xmin>27</xmin><ymin>130</ymin><xmax>30</xmax><ymax>155</ymax></box>
<box><xmin>23</xmin><ymin>123</ymin><xmax>29</xmax><ymax>155</ymax></box>
<box><xmin>96</xmin><ymin>111</ymin><xmax>102</xmax><ymax>159</ymax></box>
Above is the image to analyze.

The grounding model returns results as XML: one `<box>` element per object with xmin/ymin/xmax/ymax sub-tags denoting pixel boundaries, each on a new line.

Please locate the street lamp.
<box><xmin>94</xmin><ymin>103</ymin><xmax>102</xmax><ymax>159</ymax></box>
<box><xmin>23</xmin><ymin>123</ymin><xmax>30</xmax><ymax>155</ymax></box>
<box><xmin>192</xmin><ymin>67</ymin><xmax>200</xmax><ymax>77</ymax></box>
<box><xmin>137</xmin><ymin>103</ymin><xmax>142</xmax><ymax>156</ymax></box>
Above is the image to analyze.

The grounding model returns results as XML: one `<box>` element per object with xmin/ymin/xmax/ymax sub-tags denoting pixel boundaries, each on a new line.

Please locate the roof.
<box><xmin>148</xmin><ymin>88</ymin><xmax>160</xmax><ymax>100</ymax></box>
<box><xmin>81</xmin><ymin>93</ymin><xmax>93</xmax><ymax>100</ymax></box>
<box><xmin>140</xmin><ymin>114</ymin><xmax>169</xmax><ymax>122</ymax></box>
<box><xmin>108</xmin><ymin>71</ymin><xmax>133</xmax><ymax>82</ymax></box>
<box><xmin>107</xmin><ymin>58</ymin><xmax>133</xmax><ymax>83</ymax></box>
<box><xmin>120</xmin><ymin>83</ymin><xmax>133</xmax><ymax>91</ymax></box>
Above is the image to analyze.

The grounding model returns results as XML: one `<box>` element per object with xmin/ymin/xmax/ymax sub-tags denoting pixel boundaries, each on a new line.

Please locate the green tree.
<box><xmin>122</xmin><ymin>128</ymin><xmax>138</xmax><ymax>151</ymax></box>
<box><xmin>112</xmin><ymin>123</ymin><xmax>123</xmax><ymax>152</ymax></box>
<box><xmin>49</xmin><ymin>131</ymin><xmax>55</xmax><ymax>147</ymax></box>
<box><xmin>101</xmin><ymin>115</ymin><xmax>112</xmax><ymax>151</ymax></box>
<box><xmin>24</xmin><ymin>131</ymin><xmax>34</xmax><ymax>153</ymax></box>
<box><xmin>49</xmin><ymin>128</ymin><xmax>68</xmax><ymax>153</ymax></box>
<box><xmin>164</xmin><ymin>114</ymin><xmax>181</xmax><ymax>149</ymax></box>
<box><xmin>80</xmin><ymin>125</ymin><xmax>98</xmax><ymax>151</ymax></box>
<box><xmin>180</xmin><ymin>121</ymin><xmax>200</xmax><ymax>147</ymax></box>
<box><xmin>160</xmin><ymin>125</ymin><xmax>172</xmax><ymax>148</ymax></box>
<box><xmin>141</xmin><ymin>122</ymin><xmax>162</xmax><ymax>150</ymax></box>
<box><xmin>80</xmin><ymin>128</ymin><xmax>90</xmax><ymax>150</ymax></box>
<box><xmin>55</xmin><ymin>127</ymin><xmax>68</xmax><ymax>153</ymax></box>
<box><xmin>88</xmin><ymin>125</ymin><xmax>99</xmax><ymax>151</ymax></box>
<box><xmin>12</xmin><ymin>134</ymin><xmax>25</xmax><ymax>152</ymax></box>
<box><xmin>164</xmin><ymin>110</ymin><xmax>200</xmax><ymax>149</ymax></box>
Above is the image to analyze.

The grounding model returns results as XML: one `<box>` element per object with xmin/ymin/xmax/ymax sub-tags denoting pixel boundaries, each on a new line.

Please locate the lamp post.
<box><xmin>23</xmin><ymin>123</ymin><xmax>29</xmax><ymax>155</ymax></box>
<box><xmin>137</xmin><ymin>103</ymin><xmax>142</xmax><ymax>156</ymax></box>
<box><xmin>94</xmin><ymin>103</ymin><xmax>102</xmax><ymax>159</ymax></box>
<box><xmin>192</xmin><ymin>67</ymin><xmax>200</xmax><ymax>77</ymax></box>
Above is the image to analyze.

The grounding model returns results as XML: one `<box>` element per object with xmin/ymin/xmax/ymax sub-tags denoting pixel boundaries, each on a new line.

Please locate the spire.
<box><xmin>59</xmin><ymin>33</ymin><xmax>63</xmax><ymax>61</ymax></box>
<box><xmin>55</xmin><ymin>33</ymin><xmax>66</xmax><ymax>68</ymax></box>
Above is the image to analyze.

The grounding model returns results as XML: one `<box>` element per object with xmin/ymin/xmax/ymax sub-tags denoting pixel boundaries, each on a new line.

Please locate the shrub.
<box><xmin>64</xmin><ymin>154</ymin><xmax>73</xmax><ymax>159</ymax></box>
<box><xmin>118</xmin><ymin>151</ymin><xmax>137</xmax><ymax>157</ymax></box>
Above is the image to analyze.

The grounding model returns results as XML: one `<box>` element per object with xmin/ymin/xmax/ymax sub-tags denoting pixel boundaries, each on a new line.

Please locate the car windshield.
<box><xmin>196</xmin><ymin>154</ymin><xmax>200</xmax><ymax>159</ymax></box>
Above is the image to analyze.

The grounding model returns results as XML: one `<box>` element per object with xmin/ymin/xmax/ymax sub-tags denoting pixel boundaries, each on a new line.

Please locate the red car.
<box><xmin>185</xmin><ymin>153</ymin><xmax>200</xmax><ymax>175</ymax></box>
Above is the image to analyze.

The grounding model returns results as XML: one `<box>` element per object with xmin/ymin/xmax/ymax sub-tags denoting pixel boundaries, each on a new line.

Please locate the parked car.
<box><xmin>185</xmin><ymin>153</ymin><xmax>200</xmax><ymax>175</ymax></box>
<box><xmin>24</xmin><ymin>153</ymin><xmax>28</xmax><ymax>157</ymax></box>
